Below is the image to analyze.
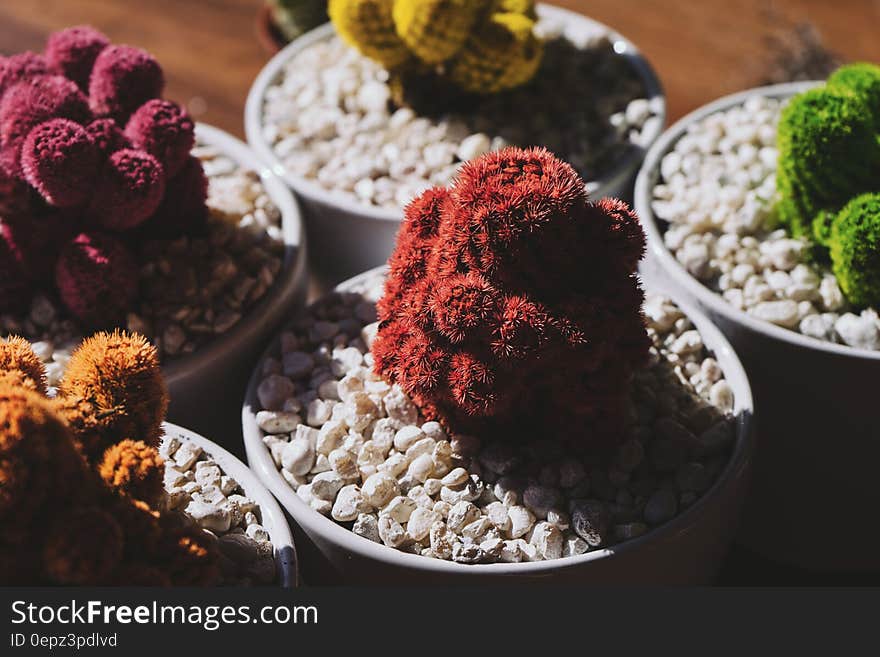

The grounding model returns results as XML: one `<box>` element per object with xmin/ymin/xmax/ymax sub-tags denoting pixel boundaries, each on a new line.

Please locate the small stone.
<box><xmin>394</xmin><ymin>425</ymin><xmax>424</xmax><ymax>451</ymax></box>
<box><xmin>310</xmin><ymin>471</ymin><xmax>345</xmax><ymax>501</ymax></box>
<box><xmin>644</xmin><ymin>489</ymin><xmax>678</xmax><ymax>526</ymax></box>
<box><xmin>530</xmin><ymin>521</ymin><xmax>563</xmax><ymax>560</ymax></box>
<box><xmin>507</xmin><ymin>505</ymin><xmax>535</xmax><ymax>539</ymax></box>
<box><xmin>362</xmin><ymin>472</ymin><xmax>399</xmax><ymax>508</ymax></box>
<box><xmin>571</xmin><ymin>500</ymin><xmax>608</xmax><ymax>547</ymax></box>
<box><xmin>331</xmin><ymin>485</ymin><xmax>371</xmax><ymax>522</ymax></box>
<box><xmin>381</xmin><ymin>495</ymin><xmax>417</xmax><ymax>523</ymax></box>
<box><xmin>378</xmin><ymin>515</ymin><xmax>407</xmax><ymax>548</ymax></box>
<box><xmin>407</xmin><ymin>507</ymin><xmax>441</xmax><ymax>541</ymax></box>
<box><xmin>447</xmin><ymin>501</ymin><xmax>480</xmax><ymax>533</ymax></box>
<box><xmin>256</xmin><ymin>410</ymin><xmax>301</xmax><ymax>433</ymax></box>
<box><xmin>429</xmin><ymin>521</ymin><xmax>455</xmax><ymax>559</ymax></box>
<box><xmin>281</xmin><ymin>435</ymin><xmax>316</xmax><ymax>476</ymax></box>
<box><xmin>563</xmin><ymin>535</ymin><xmax>589</xmax><ymax>557</ymax></box>
<box><xmin>352</xmin><ymin>513</ymin><xmax>380</xmax><ymax>543</ymax></box>
<box><xmin>522</xmin><ymin>484</ymin><xmax>562</xmax><ymax>519</ymax></box>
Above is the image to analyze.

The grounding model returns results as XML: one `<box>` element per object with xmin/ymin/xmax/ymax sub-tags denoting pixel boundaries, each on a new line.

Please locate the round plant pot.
<box><xmin>164</xmin><ymin>422</ymin><xmax>299</xmax><ymax>587</ymax></box>
<box><xmin>634</xmin><ymin>82</ymin><xmax>880</xmax><ymax>572</ymax></box>
<box><xmin>241</xmin><ymin>267</ymin><xmax>753</xmax><ymax>585</ymax></box>
<box><xmin>163</xmin><ymin>124</ymin><xmax>308</xmax><ymax>444</ymax></box>
<box><xmin>244</xmin><ymin>3</ymin><xmax>666</xmax><ymax>287</ymax></box>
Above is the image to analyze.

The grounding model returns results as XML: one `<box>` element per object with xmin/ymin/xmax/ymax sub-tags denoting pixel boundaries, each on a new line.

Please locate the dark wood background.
<box><xmin>3</xmin><ymin>0</ymin><xmax>879</xmax><ymax>584</ymax></box>
<box><xmin>2</xmin><ymin>0</ymin><xmax>878</xmax><ymax>137</ymax></box>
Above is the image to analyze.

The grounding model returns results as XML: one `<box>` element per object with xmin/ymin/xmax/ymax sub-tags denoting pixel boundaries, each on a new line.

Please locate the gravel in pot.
<box><xmin>634</xmin><ymin>66</ymin><xmax>880</xmax><ymax>571</ymax></box>
<box><xmin>246</xmin><ymin>3</ymin><xmax>665</xmax><ymax>282</ymax></box>
<box><xmin>0</xmin><ymin>27</ymin><xmax>307</xmax><ymax>439</ymax></box>
<box><xmin>244</xmin><ymin>147</ymin><xmax>753</xmax><ymax>583</ymax></box>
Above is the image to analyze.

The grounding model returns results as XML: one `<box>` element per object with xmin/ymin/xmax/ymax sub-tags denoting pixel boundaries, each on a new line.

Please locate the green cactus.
<box><xmin>329</xmin><ymin>0</ymin><xmax>543</xmax><ymax>96</ymax></box>
<box><xmin>827</xmin><ymin>62</ymin><xmax>880</xmax><ymax>129</ymax></box>
<box><xmin>269</xmin><ymin>0</ymin><xmax>329</xmax><ymax>43</ymax></box>
<box><xmin>829</xmin><ymin>192</ymin><xmax>880</xmax><ymax>308</ymax></box>
<box><xmin>776</xmin><ymin>86</ymin><xmax>880</xmax><ymax>239</ymax></box>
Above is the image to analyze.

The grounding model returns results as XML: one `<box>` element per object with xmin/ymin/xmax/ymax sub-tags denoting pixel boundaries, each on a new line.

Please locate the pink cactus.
<box><xmin>0</xmin><ymin>75</ymin><xmax>90</xmax><ymax>178</ymax></box>
<box><xmin>88</xmin><ymin>45</ymin><xmax>164</xmax><ymax>122</ymax></box>
<box><xmin>44</xmin><ymin>26</ymin><xmax>110</xmax><ymax>91</ymax></box>
<box><xmin>125</xmin><ymin>99</ymin><xmax>194</xmax><ymax>177</ymax></box>
<box><xmin>55</xmin><ymin>232</ymin><xmax>138</xmax><ymax>328</ymax></box>
<box><xmin>88</xmin><ymin>149</ymin><xmax>166</xmax><ymax>230</ymax></box>
<box><xmin>0</xmin><ymin>52</ymin><xmax>51</xmax><ymax>98</ymax></box>
<box><xmin>84</xmin><ymin>118</ymin><xmax>130</xmax><ymax>159</ymax></box>
<box><xmin>20</xmin><ymin>118</ymin><xmax>99</xmax><ymax>207</ymax></box>
<box><xmin>142</xmin><ymin>155</ymin><xmax>208</xmax><ymax>237</ymax></box>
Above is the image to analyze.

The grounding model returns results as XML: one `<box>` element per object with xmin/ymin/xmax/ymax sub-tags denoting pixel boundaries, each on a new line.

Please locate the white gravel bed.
<box><xmin>252</xmin><ymin>273</ymin><xmax>736</xmax><ymax>565</ymax></box>
<box><xmin>160</xmin><ymin>435</ymin><xmax>276</xmax><ymax>585</ymax></box>
<box><xmin>1</xmin><ymin>140</ymin><xmax>287</xmax><ymax>386</ymax></box>
<box><xmin>260</xmin><ymin>17</ymin><xmax>662</xmax><ymax>211</ymax></box>
<box><xmin>651</xmin><ymin>94</ymin><xmax>880</xmax><ymax>351</ymax></box>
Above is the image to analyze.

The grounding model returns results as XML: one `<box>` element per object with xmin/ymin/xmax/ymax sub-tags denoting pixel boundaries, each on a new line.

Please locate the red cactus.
<box><xmin>55</xmin><ymin>232</ymin><xmax>138</xmax><ymax>328</ymax></box>
<box><xmin>1</xmin><ymin>211</ymin><xmax>76</xmax><ymax>285</ymax></box>
<box><xmin>372</xmin><ymin>147</ymin><xmax>650</xmax><ymax>446</ymax></box>
<box><xmin>84</xmin><ymin>118</ymin><xmax>130</xmax><ymax>158</ymax></box>
<box><xmin>20</xmin><ymin>118</ymin><xmax>99</xmax><ymax>207</ymax></box>
<box><xmin>0</xmin><ymin>223</ymin><xmax>31</xmax><ymax>313</ymax></box>
<box><xmin>141</xmin><ymin>154</ymin><xmax>208</xmax><ymax>237</ymax></box>
<box><xmin>44</xmin><ymin>26</ymin><xmax>110</xmax><ymax>91</ymax></box>
<box><xmin>125</xmin><ymin>99</ymin><xmax>195</xmax><ymax>177</ymax></box>
<box><xmin>0</xmin><ymin>75</ymin><xmax>91</xmax><ymax>178</ymax></box>
<box><xmin>88</xmin><ymin>45</ymin><xmax>164</xmax><ymax>122</ymax></box>
<box><xmin>0</xmin><ymin>52</ymin><xmax>51</xmax><ymax>98</ymax></box>
<box><xmin>88</xmin><ymin>148</ymin><xmax>166</xmax><ymax>230</ymax></box>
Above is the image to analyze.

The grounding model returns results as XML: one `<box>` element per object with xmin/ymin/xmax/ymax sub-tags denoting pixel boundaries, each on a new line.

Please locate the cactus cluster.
<box><xmin>328</xmin><ymin>0</ymin><xmax>543</xmax><ymax>96</ymax></box>
<box><xmin>372</xmin><ymin>146</ymin><xmax>650</xmax><ymax>447</ymax></box>
<box><xmin>0</xmin><ymin>26</ymin><xmax>209</xmax><ymax>327</ymax></box>
<box><xmin>0</xmin><ymin>331</ymin><xmax>221</xmax><ymax>586</ymax></box>
<box><xmin>776</xmin><ymin>62</ymin><xmax>880</xmax><ymax>308</ymax></box>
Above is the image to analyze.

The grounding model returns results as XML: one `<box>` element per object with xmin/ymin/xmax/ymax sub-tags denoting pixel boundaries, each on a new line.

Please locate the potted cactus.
<box><xmin>0</xmin><ymin>27</ymin><xmax>307</xmax><ymax>438</ymax></box>
<box><xmin>242</xmin><ymin>147</ymin><xmax>753</xmax><ymax>584</ymax></box>
<box><xmin>0</xmin><ymin>331</ymin><xmax>295</xmax><ymax>585</ymax></box>
<box><xmin>634</xmin><ymin>63</ymin><xmax>880</xmax><ymax>571</ymax></box>
<box><xmin>257</xmin><ymin>0</ymin><xmax>329</xmax><ymax>53</ymax></box>
<box><xmin>246</xmin><ymin>2</ymin><xmax>665</xmax><ymax>283</ymax></box>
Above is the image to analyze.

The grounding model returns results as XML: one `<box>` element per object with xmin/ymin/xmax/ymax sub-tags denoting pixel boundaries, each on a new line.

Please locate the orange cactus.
<box><xmin>0</xmin><ymin>336</ymin><xmax>47</xmax><ymax>393</ymax></box>
<box><xmin>99</xmin><ymin>438</ymin><xmax>165</xmax><ymax>506</ymax></box>
<box><xmin>42</xmin><ymin>507</ymin><xmax>124</xmax><ymax>585</ymax></box>
<box><xmin>59</xmin><ymin>330</ymin><xmax>168</xmax><ymax>457</ymax></box>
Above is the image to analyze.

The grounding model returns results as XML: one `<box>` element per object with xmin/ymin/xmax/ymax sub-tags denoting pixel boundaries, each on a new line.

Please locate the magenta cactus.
<box><xmin>373</xmin><ymin>147</ymin><xmax>650</xmax><ymax>446</ymax></box>
<box><xmin>142</xmin><ymin>155</ymin><xmax>208</xmax><ymax>237</ymax></box>
<box><xmin>0</xmin><ymin>52</ymin><xmax>51</xmax><ymax>98</ymax></box>
<box><xmin>21</xmin><ymin>118</ymin><xmax>99</xmax><ymax>207</ymax></box>
<box><xmin>0</xmin><ymin>222</ymin><xmax>33</xmax><ymax>313</ymax></box>
<box><xmin>124</xmin><ymin>99</ymin><xmax>194</xmax><ymax>177</ymax></box>
<box><xmin>1</xmin><ymin>212</ymin><xmax>75</xmax><ymax>286</ymax></box>
<box><xmin>55</xmin><ymin>232</ymin><xmax>138</xmax><ymax>328</ymax></box>
<box><xmin>84</xmin><ymin>118</ymin><xmax>130</xmax><ymax>158</ymax></box>
<box><xmin>44</xmin><ymin>26</ymin><xmax>110</xmax><ymax>91</ymax></box>
<box><xmin>0</xmin><ymin>75</ymin><xmax>90</xmax><ymax>178</ymax></box>
<box><xmin>88</xmin><ymin>45</ymin><xmax>164</xmax><ymax>122</ymax></box>
<box><xmin>88</xmin><ymin>148</ymin><xmax>166</xmax><ymax>230</ymax></box>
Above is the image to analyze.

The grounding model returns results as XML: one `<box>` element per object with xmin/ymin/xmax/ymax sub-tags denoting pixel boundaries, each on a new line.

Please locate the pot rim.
<box><xmin>241</xmin><ymin>266</ymin><xmax>754</xmax><ymax>576</ymax></box>
<box><xmin>244</xmin><ymin>3</ymin><xmax>667</xmax><ymax>224</ymax></box>
<box><xmin>634</xmin><ymin>81</ymin><xmax>880</xmax><ymax>361</ymax></box>
<box><xmin>164</xmin><ymin>421</ymin><xmax>299</xmax><ymax>587</ymax></box>
<box><xmin>162</xmin><ymin>123</ymin><xmax>308</xmax><ymax>388</ymax></box>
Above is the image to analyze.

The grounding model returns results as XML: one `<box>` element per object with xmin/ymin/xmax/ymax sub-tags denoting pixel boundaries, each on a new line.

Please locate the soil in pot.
<box><xmin>0</xmin><ymin>27</ymin><xmax>287</xmax><ymax>385</ymax></box>
<box><xmin>258</xmin><ymin>7</ymin><xmax>662</xmax><ymax>213</ymax></box>
<box><xmin>0</xmin><ymin>331</ymin><xmax>275</xmax><ymax>585</ymax></box>
<box><xmin>649</xmin><ymin>66</ymin><xmax>880</xmax><ymax>351</ymax></box>
<box><xmin>250</xmin><ymin>147</ymin><xmax>737</xmax><ymax>566</ymax></box>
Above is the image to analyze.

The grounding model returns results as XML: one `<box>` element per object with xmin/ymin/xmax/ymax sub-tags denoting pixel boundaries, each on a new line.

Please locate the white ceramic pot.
<box><xmin>244</xmin><ymin>4</ymin><xmax>666</xmax><ymax>287</ymax></box>
<box><xmin>241</xmin><ymin>267</ymin><xmax>753</xmax><ymax>585</ymax></box>
<box><xmin>635</xmin><ymin>82</ymin><xmax>880</xmax><ymax>572</ymax></box>
<box><xmin>163</xmin><ymin>125</ymin><xmax>308</xmax><ymax>444</ymax></box>
<box><xmin>164</xmin><ymin>422</ymin><xmax>298</xmax><ymax>587</ymax></box>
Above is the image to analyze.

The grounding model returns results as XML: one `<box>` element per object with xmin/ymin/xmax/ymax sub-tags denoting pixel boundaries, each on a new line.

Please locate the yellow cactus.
<box><xmin>492</xmin><ymin>0</ymin><xmax>537</xmax><ymax>19</ymax></box>
<box><xmin>329</xmin><ymin>0</ymin><xmax>410</xmax><ymax>69</ymax></box>
<box><xmin>392</xmin><ymin>0</ymin><xmax>490</xmax><ymax>65</ymax></box>
<box><xmin>449</xmin><ymin>11</ymin><xmax>543</xmax><ymax>94</ymax></box>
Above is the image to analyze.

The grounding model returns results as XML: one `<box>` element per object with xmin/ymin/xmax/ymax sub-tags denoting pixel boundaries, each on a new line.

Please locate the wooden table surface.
<box><xmin>2</xmin><ymin>0</ymin><xmax>878</xmax><ymax>138</ymax></box>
